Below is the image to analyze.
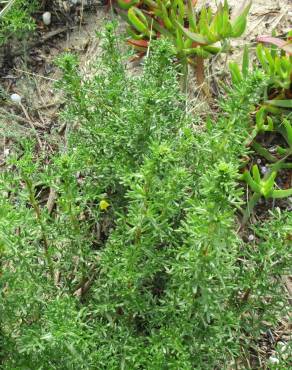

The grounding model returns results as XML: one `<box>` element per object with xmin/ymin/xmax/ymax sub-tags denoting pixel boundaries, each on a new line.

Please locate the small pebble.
<box><xmin>10</xmin><ymin>93</ymin><xmax>22</xmax><ymax>104</ymax></box>
<box><xmin>42</xmin><ymin>11</ymin><xmax>51</xmax><ymax>26</ymax></box>
<box><xmin>257</xmin><ymin>158</ymin><xmax>261</xmax><ymax>164</ymax></box>
<box><xmin>70</xmin><ymin>0</ymin><xmax>88</xmax><ymax>4</ymax></box>
<box><xmin>261</xmin><ymin>166</ymin><xmax>268</xmax><ymax>175</ymax></box>
<box><xmin>248</xmin><ymin>234</ymin><xmax>255</xmax><ymax>242</ymax></box>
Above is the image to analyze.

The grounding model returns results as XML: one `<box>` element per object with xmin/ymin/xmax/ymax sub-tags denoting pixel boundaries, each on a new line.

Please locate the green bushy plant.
<box><xmin>229</xmin><ymin>39</ymin><xmax>292</xmax><ymax>223</ymax></box>
<box><xmin>117</xmin><ymin>0</ymin><xmax>251</xmax><ymax>88</ymax></box>
<box><xmin>0</xmin><ymin>25</ymin><xmax>290</xmax><ymax>369</ymax></box>
<box><xmin>0</xmin><ymin>0</ymin><xmax>37</xmax><ymax>46</ymax></box>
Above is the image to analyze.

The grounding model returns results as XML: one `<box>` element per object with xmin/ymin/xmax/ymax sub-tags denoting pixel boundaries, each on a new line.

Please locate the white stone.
<box><xmin>10</xmin><ymin>93</ymin><xmax>22</xmax><ymax>104</ymax></box>
<box><xmin>42</xmin><ymin>12</ymin><xmax>51</xmax><ymax>26</ymax></box>
<box><xmin>70</xmin><ymin>0</ymin><xmax>88</xmax><ymax>4</ymax></box>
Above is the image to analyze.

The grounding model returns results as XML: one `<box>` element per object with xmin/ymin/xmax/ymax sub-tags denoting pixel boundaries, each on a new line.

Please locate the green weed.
<box><xmin>0</xmin><ymin>0</ymin><xmax>37</xmax><ymax>46</ymax></box>
<box><xmin>229</xmin><ymin>39</ymin><xmax>292</xmax><ymax>224</ymax></box>
<box><xmin>0</xmin><ymin>25</ymin><xmax>290</xmax><ymax>369</ymax></box>
<box><xmin>117</xmin><ymin>0</ymin><xmax>251</xmax><ymax>88</ymax></box>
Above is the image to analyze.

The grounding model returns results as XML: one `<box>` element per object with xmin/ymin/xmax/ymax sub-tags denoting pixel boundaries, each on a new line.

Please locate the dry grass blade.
<box><xmin>19</xmin><ymin>103</ymin><xmax>43</xmax><ymax>149</ymax></box>
<box><xmin>46</xmin><ymin>187</ymin><xmax>57</xmax><ymax>215</ymax></box>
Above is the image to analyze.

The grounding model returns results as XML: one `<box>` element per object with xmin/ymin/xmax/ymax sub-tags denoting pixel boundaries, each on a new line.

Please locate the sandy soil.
<box><xmin>1</xmin><ymin>1</ymin><xmax>291</xmax><ymax>127</ymax></box>
<box><xmin>1</xmin><ymin>0</ymin><xmax>291</xmax><ymax>169</ymax></box>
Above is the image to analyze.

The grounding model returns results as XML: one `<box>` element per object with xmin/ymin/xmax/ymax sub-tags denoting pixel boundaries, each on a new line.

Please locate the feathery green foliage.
<box><xmin>0</xmin><ymin>0</ymin><xmax>37</xmax><ymax>45</ymax></box>
<box><xmin>0</xmin><ymin>25</ymin><xmax>290</xmax><ymax>369</ymax></box>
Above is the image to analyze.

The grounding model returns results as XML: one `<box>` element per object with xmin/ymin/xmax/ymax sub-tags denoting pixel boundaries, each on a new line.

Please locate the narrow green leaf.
<box><xmin>231</xmin><ymin>1</ymin><xmax>251</xmax><ymax>37</ymax></box>
<box><xmin>272</xmin><ymin>188</ymin><xmax>292</xmax><ymax>199</ymax></box>
<box><xmin>252</xmin><ymin>165</ymin><xmax>261</xmax><ymax>183</ymax></box>
<box><xmin>176</xmin><ymin>21</ymin><xmax>210</xmax><ymax>45</ymax></box>
<box><xmin>265</xmin><ymin>100</ymin><xmax>292</xmax><ymax>108</ymax></box>
<box><xmin>283</xmin><ymin>119</ymin><xmax>292</xmax><ymax>147</ymax></box>
<box><xmin>242</xmin><ymin>45</ymin><xmax>249</xmax><ymax>77</ymax></box>
<box><xmin>242</xmin><ymin>170</ymin><xmax>261</xmax><ymax>193</ymax></box>
<box><xmin>256</xmin><ymin>44</ymin><xmax>269</xmax><ymax>72</ymax></box>
<box><xmin>252</xmin><ymin>142</ymin><xmax>277</xmax><ymax>163</ymax></box>
<box><xmin>263</xmin><ymin>171</ymin><xmax>277</xmax><ymax>196</ymax></box>
<box><xmin>255</xmin><ymin>107</ymin><xmax>266</xmax><ymax>131</ymax></box>
<box><xmin>229</xmin><ymin>62</ymin><xmax>242</xmax><ymax>84</ymax></box>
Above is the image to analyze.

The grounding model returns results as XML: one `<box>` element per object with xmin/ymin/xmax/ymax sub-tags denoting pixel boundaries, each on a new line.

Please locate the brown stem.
<box><xmin>194</xmin><ymin>56</ymin><xmax>211</xmax><ymax>99</ymax></box>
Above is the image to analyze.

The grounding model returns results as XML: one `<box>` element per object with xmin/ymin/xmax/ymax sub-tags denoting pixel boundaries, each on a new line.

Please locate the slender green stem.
<box><xmin>24</xmin><ymin>178</ymin><xmax>54</xmax><ymax>280</ymax></box>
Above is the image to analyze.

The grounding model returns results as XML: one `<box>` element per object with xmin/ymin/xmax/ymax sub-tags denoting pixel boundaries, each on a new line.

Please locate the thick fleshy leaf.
<box><xmin>127</xmin><ymin>39</ymin><xmax>149</xmax><ymax>50</ymax></box>
<box><xmin>128</xmin><ymin>7</ymin><xmax>149</xmax><ymax>35</ymax></box>
<box><xmin>187</xmin><ymin>0</ymin><xmax>196</xmax><ymax>30</ymax></box>
<box><xmin>143</xmin><ymin>13</ymin><xmax>173</xmax><ymax>38</ymax></box>
<box><xmin>252</xmin><ymin>165</ymin><xmax>261</xmax><ymax>184</ymax></box>
<box><xmin>176</xmin><ymin>22</ymin><xmax>210</xmax><ymax>45</ymax></box>
<box><xmin>231</xmin><ymin>1</ymin><xmax>251</xmax><ymax>37</ymax></box>
<box><xmin>117</xmin><ymin>0</ymin><xmax>139</xmax><ymax>10</ymax></box>
<box><xmin>257</xmin><ymin>35</ymin><xmax>292</xmax><ymax>55</ymax></box>
<box><xmin>229</xmin><ymin>62</ymin><xmax>242</xmax><ymax>84</ymax></box>
<box><xmin>257</xmin><ymin>35</ymin><xmax>285</xmax><ymax>48</ymax></box>
<box><xmin>272</xmin><ymin>188</ymin><xmax>292</xmax><ymax>198</ymax></box>
<box><xmin>231</xmin><ymin>0</ymin><xmax>250</xmax><ymax>21</ymax></box>
<box><xmin>242</xmin><ymin>171</ymin><xmax>261</xmax><ymax>193</ymax></box>
<box><xmin>283</xmin><ymin>119</ymin><xmax>292</xmax><ymax>146</ymax></box>
<box><xmin>242</xmin><ymin>45</ymin><xmax>249</xmax><ymax>77</ymax></box>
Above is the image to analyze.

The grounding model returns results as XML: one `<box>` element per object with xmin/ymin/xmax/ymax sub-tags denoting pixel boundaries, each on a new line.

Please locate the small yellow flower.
<box><xmin>99</xmin><ymin>200</ymin><xmax>110</xmax><ymax>211</ymax></box>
